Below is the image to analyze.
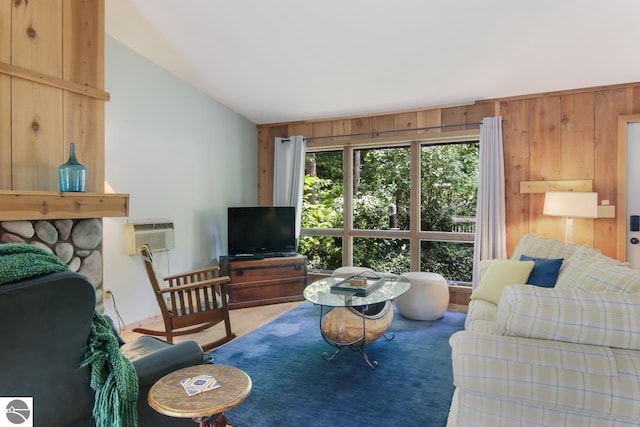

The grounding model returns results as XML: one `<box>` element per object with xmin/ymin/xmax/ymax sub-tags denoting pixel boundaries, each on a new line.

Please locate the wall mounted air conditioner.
<box><xmin>127</xmin><ymin>219</ymin><xmax>175</xmax><ymax>255</ymax></box>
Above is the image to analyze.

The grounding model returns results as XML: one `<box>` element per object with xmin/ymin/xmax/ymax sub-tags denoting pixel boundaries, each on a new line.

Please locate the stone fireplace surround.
<box><xmin>0</xmin><ymin>191</ymin><xmax>129</xmax><ymax>313</ymax></box>
<box><xmin>0</xmin><ymin>219</ymin><xmax>106</xmax><ymax>311</ymax></box>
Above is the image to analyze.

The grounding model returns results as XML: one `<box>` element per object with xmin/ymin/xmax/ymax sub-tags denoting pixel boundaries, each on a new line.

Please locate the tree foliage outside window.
<box><xmin>421</xmin><ymin>143</ymin><xmax>478</xmax><ymax>232</ymax></box>
<box><xmin>419</xmin><ymin>143</ymin><xmax>478</xmax><ymax>282</ymax></box>
<box><xmin>299</xmin><ymin>152</ymin><xmax>343</xmax><ymax>270</ymax></box>
<box><xmin>353</xmin><ymin>237</ymin><xmax>411</xmax><ymax>273</ymax></box>
<box><xmin>300</xmin><ymin>141</ymin><xmax>478</xmax><ymax>281</ymax></box>
<box><xmin>354</xmin><ymin>147</ymin><xmax>410</xmax><ymax>231</ymax></box>
<box><xmin>421</xmin><ymin>240</ymin><xmax>474</xmax><ymax>283</ymax></box>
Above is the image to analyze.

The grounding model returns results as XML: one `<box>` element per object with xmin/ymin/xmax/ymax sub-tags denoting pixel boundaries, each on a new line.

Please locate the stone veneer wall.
<box><xmin>0</xmin><ymin>219</ymin><xmax>105</xmax><ymax>311</ymax></box>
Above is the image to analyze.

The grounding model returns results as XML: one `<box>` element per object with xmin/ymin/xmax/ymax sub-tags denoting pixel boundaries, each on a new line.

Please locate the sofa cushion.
<box><xmin>510</xmin><ymin>234</ymin><xmax>581</xmax><ymax>266</ymax></box>
<box><xmin>555</xmin><ymin>247</ymin><xmax>640</xmax><ymax>293</ymax></box>
<box><xmin>568</xmin><ymin>245</ymin><xmax>629</xmax><ymax>266</ymax></box>
<box><xmin>519</xmin><ymin>255</ymin><xmax>563</xmax><ymax>288</ymax></box>
<box><xmin>497</xmin><ymin>285</ymin><xmax>640</xmax><ymax>350</ymax></box>
<box><xmin>470</xmin><ymin>260</ymin><xmax>534</xmax><ymax>305</ymax></box>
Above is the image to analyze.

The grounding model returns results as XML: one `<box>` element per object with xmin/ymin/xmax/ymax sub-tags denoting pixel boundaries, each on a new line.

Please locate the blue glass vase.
<box><xmin>58</xmin><ymin>142</ymin><xmax>87</xmax><ymax>192</ymax></box>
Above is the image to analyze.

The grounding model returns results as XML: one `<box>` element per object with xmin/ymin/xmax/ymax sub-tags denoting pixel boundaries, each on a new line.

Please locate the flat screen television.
<box><xmin>227</xmin><ymin>206</ymin><xmax>297</xmax><ymax>259</ymax></box>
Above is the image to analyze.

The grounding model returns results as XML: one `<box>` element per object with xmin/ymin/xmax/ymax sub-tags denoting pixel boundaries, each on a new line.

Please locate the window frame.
<box><xmin>301</xmin><ymin>129</ymin><xmax>480</xmax><ymax>273</ymax></box>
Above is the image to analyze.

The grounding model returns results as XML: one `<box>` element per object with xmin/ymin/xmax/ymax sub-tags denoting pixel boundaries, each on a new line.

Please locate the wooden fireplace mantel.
<box><xmin>0</xmin><ymin>190</ymin><xmax>129</xmax><ymax>221</ymax></box>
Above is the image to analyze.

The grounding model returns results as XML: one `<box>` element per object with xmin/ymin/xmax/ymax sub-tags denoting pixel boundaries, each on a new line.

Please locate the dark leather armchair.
<box><xmin>0</xmin><ymin>271</ymin><xmax>212</xmax><ymax>427</ymax></box>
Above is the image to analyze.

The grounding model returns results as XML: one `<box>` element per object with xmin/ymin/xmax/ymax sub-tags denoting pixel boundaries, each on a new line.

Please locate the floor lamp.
<box><xmin>543</xmin><ymin>191</ymin><xmax>598</xmax><ymax>244</ymax></box>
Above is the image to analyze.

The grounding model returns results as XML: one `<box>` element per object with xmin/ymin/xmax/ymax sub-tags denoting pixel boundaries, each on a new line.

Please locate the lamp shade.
<box><xmin>543</xmin><ymin>191</ymin><xmax>598</xmax><ymax>218</ymax></box>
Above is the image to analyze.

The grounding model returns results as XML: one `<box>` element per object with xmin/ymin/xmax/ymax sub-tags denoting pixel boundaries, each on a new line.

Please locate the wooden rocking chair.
<box><xmin>134</xmin><ymin>244</ymin><xmax>236</xmax><ymax>351</ymax></box>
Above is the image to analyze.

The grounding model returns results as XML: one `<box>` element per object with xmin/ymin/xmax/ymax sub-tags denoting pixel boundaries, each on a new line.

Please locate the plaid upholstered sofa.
<box><xmin>447</xmin><ymin>234</ymin><xmax>640</xmax><ymax>427</ymax></box>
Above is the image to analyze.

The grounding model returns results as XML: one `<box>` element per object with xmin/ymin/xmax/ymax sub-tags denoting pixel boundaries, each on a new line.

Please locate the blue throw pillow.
<box><xmin>519</xmin><ymin>255</ymin><xmax>564</xmax><ymax>288</ymax></box>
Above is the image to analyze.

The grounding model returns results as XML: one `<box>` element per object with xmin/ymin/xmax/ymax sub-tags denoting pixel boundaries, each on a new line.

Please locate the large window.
<box><xmin>300</xmin><ymin>135</ymin><xmax>478</xmax><ymax>283</ymax></box>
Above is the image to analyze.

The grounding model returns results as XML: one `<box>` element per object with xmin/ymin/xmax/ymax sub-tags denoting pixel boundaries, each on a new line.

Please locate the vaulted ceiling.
<box><xmin>106</xmin><ymin>0</ymin><xmax>640</xmax><ymax>125</ymax></box>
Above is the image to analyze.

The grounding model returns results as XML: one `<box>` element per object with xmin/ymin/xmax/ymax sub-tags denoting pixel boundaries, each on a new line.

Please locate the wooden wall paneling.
<box><xmin>271</xmin><ymin>124</ymin><xmax>289</xmax><ymax>136</ymax></box>
<box><xmin>561</xmin><ymin>92</ymin><xmax>596</xmax><ymax>246</ymax></box>
<box><xmin>416</xmin><ymin>109</ymin><xmax>441</xmax><ymax>134</ymax></box>
<box><xmin>351</xmin><ymin>117</ymin><xmax>371</xmax><ymax>138</ymax></box>
<box><xmin>12</xmin><ymin>80</ymin><xmax>63</xmax><ymax>191</ymax></box>
<box><xmin>0</xmin><ymin>0</ymin><xmax>11</xmax><ymax>189</ymax></box>
<box><xmin>0</xmin><ymin>0</ymin><xmax>9</xmax><ymax>58</ymax></box>
<box><xmin>11</xmin><ymin>0</ymin><xmax>63</xmax><ymax>191</ymax></box>
<box><xmin>62</xmin><ymin>0</ymin><xmax>104</xmax><ymax>88</ymax></box>
<box><xmin>63</xmin><ymin>0</ymin><xmax>105</xmax><ymax>192</ymax></box>
<box><xmin>529</xmin><ymin>96</ymin><xmax>562</xmax><ymax>240</ymax></box>
<box><xmin>594</xmin><ymin>89</ymin><xmax>627</xmax><ymax>258</ymax></box>
<box><xmin>561</xmin><ymin>93</ymin><xmax>595</xmax><ymax>179</ymax></box>
<box><xmin>302</xmin><ymin>121</ymin><xmax>332</xmax><ymax>153</ymax></box>
<box><xmin>371</xmin><ymin>114</ymin><xmax>393</xmax><ymax>138</ymax></box>
<box><xmin>312</xmin><ymin>121</ymin><xmax>332</xmax><ymax>140</ymax></box>
<box><xmin>501</xmin><ymin>99</ymin><xmax>531</xmax><ymax>254</ymax></box>
<box><xmin>332</xmin><ymin>119</ymin><xmax>351</xmax><ymax>141</ymax></box>
<box><xmin>393</xmin><ymin>112</ymin><xmax>416</xmax><ymax>136</ymax></box>
<box><xmin>257</xmin><ymin>126</ymin><xmax>273</xmax><ymax>206</ymax></box>
<box><xmin>63</xmin><ymin>95</ymin><xmax>103</xmax><ymax>192</ymax></box>
<box><xmin>529</xmin><ymin>97</ymin><xmax>563</xmax><ymax>180</ymax></box>
<box><xmin>624</xmin><ymin>87</ymin><xmax>635</xmax><ymax>113</ymax></box>
<box><xmin>287</xmin><ymin>122</ymin><xmax>313</xmax><ymax>139</ymax></box>
<box><xmin>264</xmin><ymin>124</ymin><xmax>289</xmax><ymax>205</ymax></box>
<box><xmin>630</xmin><ymin>87</ymin><xmax>640</xmax><ymax>113</ymax></box>
<box><xmin>466</xmin><ymin>103</ymin><xmax>496</xmax><ymax>129</ymax></box>
<box><xmin>441</xmin><ymin>106</ymin><xmax>466</xmax><ymax>132</ymax></box>
<box><xmin>12</xmin><ymin>0</ymin><xmax>62</xmax><ymax>75</ymax></box>
<box><xmin>0</xmin><ymin>75</ymin><xmax>9</xmax><ymax>188</ymax></box>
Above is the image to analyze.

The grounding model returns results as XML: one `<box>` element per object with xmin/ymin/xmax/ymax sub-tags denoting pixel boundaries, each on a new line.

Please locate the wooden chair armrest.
<box><xmin>159</xmin><ymin>276</ymin><xmax>230</xmax><ymax>294</ymax></box>
<box><xmin>164</xmin><ymin>266</ymin><xmax>221</xmax><ymax>281</ymax></box>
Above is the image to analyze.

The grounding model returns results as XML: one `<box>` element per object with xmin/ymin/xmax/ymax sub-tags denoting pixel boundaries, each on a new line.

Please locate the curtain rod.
<box><xmin>279</xmin><ymin>121</ymin><xmax>483</xmax><ymax>142</ymax></box>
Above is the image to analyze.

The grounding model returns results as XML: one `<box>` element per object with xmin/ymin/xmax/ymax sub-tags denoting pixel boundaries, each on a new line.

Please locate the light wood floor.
<box><xmin>119</xmin><ymin>300</ymin><xmax>305</xmax><ymax>348</ymax></box>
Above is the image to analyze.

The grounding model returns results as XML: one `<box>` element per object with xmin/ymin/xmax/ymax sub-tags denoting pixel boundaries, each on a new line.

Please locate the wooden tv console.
<box><xmin>219</xmin><ymin>255</ymin><xmax>308</xmax><ymax>309</ymax></box>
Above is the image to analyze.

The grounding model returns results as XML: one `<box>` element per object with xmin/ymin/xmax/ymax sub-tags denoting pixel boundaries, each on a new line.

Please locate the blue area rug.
<box><xmin>211</xmin><ymin>303</ymin><xmax>466</xmax><ymax>427</ymax></box>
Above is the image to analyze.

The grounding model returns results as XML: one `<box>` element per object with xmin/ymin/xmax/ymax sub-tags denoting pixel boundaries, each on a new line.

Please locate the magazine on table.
<box><xmin>330</xmin><ymin>273</ymin><xmax>385</xmax><ymax>297</ymax></box>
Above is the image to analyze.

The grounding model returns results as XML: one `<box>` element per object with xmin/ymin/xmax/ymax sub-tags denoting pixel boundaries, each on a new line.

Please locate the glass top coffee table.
<box><xmin>303</xmin><ymin>276</ymin><xmax>410</xmax><ymax>368</ymax></box>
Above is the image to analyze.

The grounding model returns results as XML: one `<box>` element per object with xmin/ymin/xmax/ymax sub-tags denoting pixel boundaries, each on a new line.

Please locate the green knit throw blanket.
<box><xmin>0</xmin><ymin>243</ymin><xmax>138</xmax><ymax>426</ymax></box>
<box><xmin>82</xmin><ymin>313</ymin><xmax>139</xmax><ymax>427</ymax></box>
<box><xmin>0</xmin><ymin>242</ymin><xmax>69</xmax><ymax>284</ymax></box>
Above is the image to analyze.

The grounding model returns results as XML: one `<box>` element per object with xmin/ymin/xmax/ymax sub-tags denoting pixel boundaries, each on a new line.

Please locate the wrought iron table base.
<box><xmin>317</xmin><ymin>304</ymin><xmax>395</xmax><ymax>368</ymax></box>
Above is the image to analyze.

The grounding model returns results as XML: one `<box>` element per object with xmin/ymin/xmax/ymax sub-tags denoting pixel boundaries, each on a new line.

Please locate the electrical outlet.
<box><xmin>104</xmin><ymin>288</ymin><xmax>112</xmax><ymax>299</ymax></box>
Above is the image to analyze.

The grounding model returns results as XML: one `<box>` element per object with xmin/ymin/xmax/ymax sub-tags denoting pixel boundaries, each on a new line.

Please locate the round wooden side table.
<box><xmin>148</xmin><ymin>364</ymin><xmax>252</xmax><ymax>427</ymax></box>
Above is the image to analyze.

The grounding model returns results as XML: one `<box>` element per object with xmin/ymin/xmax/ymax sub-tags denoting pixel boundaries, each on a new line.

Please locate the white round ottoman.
<box><xmin>395</xmin><ymin>272</ymin><xmax>449</xmax><ymax>320</ymax></box>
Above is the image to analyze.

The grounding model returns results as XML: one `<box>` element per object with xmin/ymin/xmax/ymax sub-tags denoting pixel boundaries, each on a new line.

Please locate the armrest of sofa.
<box><xmin>449</xmin><ymin>331</ymin><xmax>640</xmax><ymax>420</ymax></box>
<box><xmin>120</xmin><ymin>336</ymin><xmax>211</xmax><ymax>388</ymax></box>
<box><xmin>464</xmin><ymin>298</ymin><xmax>498</xmax><ymax>334</ymax></box>
<box><xmin>496</xmin><ymin>284</ymin><xmax>640</xmax><ymax>350</ymax></box>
